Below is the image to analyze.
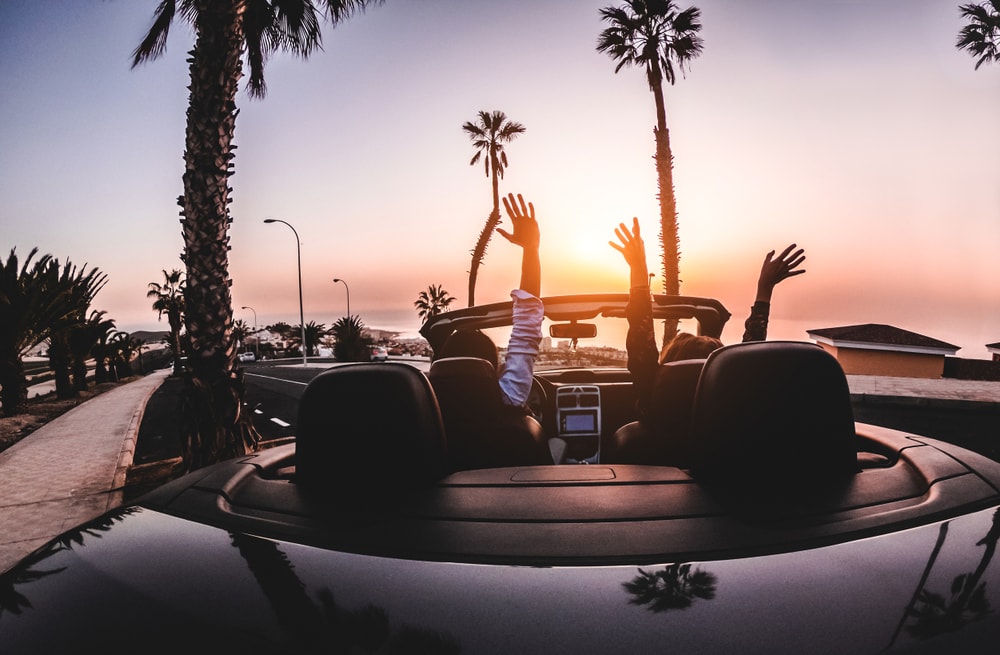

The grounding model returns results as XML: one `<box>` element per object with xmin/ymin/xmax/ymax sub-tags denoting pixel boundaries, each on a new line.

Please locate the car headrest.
<box><xmin>427</xmin><ymin>356</ymin><xmax>504</xmax><ymax>416</ymax></box>
<box><xmin>646</xmin><ymin>358</ymin><xmax>706</xmax><ymax>429</ymax></box>
<box><xmin>296</xmin><ymin>363</ymin><xmax>448</xmax><ymax>506</ymax></box>
<box><xmin>688</xmin><ymin>341</ymin><xmax>859</xmax><ymax>489</ymax></box>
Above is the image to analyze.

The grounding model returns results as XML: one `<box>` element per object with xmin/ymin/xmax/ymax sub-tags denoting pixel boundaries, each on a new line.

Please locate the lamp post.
<box><xmin>264</xmin><ymin>218</ymin><xmax>307</xmax><ymax>365</ymax></box>
<box><xmin>333</xmin><ymin>278</ymin><xmax>350</xmax><ymax>320</ymax></box>
<box><xmin>241</xmin><ymin>306</ymin><xmax>258</xmax><ymax>358</ymax></box>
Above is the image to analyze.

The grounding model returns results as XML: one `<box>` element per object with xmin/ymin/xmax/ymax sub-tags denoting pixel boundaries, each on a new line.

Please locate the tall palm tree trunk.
<box><xmin>467</xmin><ymin>208</ymin><xmax>499</xmax><ymax>308</ymax></box>
<box><xmin>168</xmin><ymin>310</ymin><xmax>184</xmax><ymax>376</ymax></box>
<box><xmin>652</xmin><ymin>83</ymin><xmax>680</xmax><ymax>343</ymax></box>
<box><xmin>179</xmin><ymin>0</ymin><xmax>259</xmax><ymax>470</ymax></box>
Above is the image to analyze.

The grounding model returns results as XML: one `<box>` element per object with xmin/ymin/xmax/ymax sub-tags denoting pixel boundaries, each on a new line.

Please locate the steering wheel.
<box><xmin>527</xmin><ymin>377</ymin><xmax>547</xmax><ymax>422</ymax></box>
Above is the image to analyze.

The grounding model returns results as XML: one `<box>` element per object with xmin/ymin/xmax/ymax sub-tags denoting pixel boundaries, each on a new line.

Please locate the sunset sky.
<box><xmin>2</xmin><ymin>0</ymin><xmax>998</xmax><ymax>357</ymax></box>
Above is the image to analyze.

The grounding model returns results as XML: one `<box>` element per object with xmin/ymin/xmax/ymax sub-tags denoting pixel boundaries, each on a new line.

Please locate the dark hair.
<box><xmin>436</xmin><ymin>330</ymin><xmax>499</xmax><ymax>370</ymax></box>
<box><xmin>659</xmin><ymin>332</ymin><xmax>723</xmax><ymax>364</ymax></box>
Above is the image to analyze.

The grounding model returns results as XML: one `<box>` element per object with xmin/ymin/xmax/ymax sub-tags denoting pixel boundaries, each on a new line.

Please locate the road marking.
<box><xmin>245</xmin><ymin>373</ymin><xmax>309</xmax><ymax>386</ymax></box>
<box><xmin>270</xmin><ymin>418</ymin><xmax>291</xmax><ymax>427</ymax></box>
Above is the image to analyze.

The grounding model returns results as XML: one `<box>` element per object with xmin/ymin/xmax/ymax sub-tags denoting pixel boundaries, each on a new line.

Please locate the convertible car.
<box><xmin>2</xmin><ymin>294</ymin><xmax>999</xmax><ymax>654</ymax></box>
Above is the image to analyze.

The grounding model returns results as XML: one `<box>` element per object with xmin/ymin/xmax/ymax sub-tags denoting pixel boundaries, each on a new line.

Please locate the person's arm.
<box><xmin>496</xmin><ymin>193</ymin><xmax>542</xmax><ymax>407</ymax></box>
<box><xmin>743</xmin><ymin>244</ymin><xmax>806</xmax><ymax>342</ymax></box>
<box><xmin>610</xmin><ymin>218</ymin><xmax>658</xmax><ymax>416</ymax></box>
<box><xmin>498</xmin><ymin>193</ymin><xmax>540</xmax><ymax>297</ymax></box>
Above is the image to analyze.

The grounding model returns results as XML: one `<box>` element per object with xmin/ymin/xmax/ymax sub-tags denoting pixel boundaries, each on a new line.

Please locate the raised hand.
<box><xmin>498</xmin><ymin>193</ymin><xmax>539</xmax><ymax>251</ymax></box>
<box><xmin>756</xmin><ymin>243</ymin><xmax>806</xmax><ymax>303</ymax></box>
<box><xmin>610</xmin><ymin>217</ymin><xmax>650</xmax><ymax>287</ymax></box>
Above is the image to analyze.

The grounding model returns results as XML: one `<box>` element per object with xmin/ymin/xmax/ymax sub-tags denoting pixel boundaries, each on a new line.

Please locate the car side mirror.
<box><xmin>549</xmin><ymin>322</ymin><xmax>597</xmax><ymax>339</ymax></box>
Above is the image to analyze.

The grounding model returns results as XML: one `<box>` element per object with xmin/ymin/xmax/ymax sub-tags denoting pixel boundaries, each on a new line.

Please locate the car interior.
<box><xmin>141</xmin><ymin>294</ymin><xmax>1000</xmax><ymax>567</ymax></box>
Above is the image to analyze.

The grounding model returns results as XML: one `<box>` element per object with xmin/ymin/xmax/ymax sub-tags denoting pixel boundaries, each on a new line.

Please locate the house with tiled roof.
<box><xmin>987</xmin><ymin>342</ymin><xmax>1000</xmax><ymax>363</ymax></box>
<box><xmin>806</xmin><ymin>324</ymin><xmax>960</xmax><ymax>379</ymax></box>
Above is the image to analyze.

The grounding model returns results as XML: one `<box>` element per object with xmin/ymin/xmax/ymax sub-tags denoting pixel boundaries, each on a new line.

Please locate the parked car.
<box><xmin>238</xmin><ymin>351</ymin><xmax>256</xmax><ymax>362</ymax></box>
<box><xmin>370</xmin><ymin>345</ymin><xmax>388</xmax><ymax>362</ymax></box>
<box><xmin>2</xmin><ymin>293</ymin><xmax>999</xmax><ymax>653</ymax></box>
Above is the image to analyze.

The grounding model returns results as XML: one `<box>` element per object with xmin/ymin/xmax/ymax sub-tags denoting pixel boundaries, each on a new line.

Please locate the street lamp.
<box><xmin>241</xmin><ymin>306</ymin><xmax>258</xmax><ymax>358</ymax></box>
<box><xmin>264</xmin><ymin>218</ymin><xmax>307</xmax><ymax>365</ymax></box>
<box><xmin>333</xmin><ymin>278</ymin><xmax>350</xmax><ymax>320</ymax></box>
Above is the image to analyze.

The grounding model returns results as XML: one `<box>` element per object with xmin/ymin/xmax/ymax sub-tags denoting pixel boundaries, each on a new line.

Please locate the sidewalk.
<box><xmin>848</xmin><ymin>374</ymin><xmax>1000</xmax><ymax>406</ymax></box>
<box><xmin>0</xmin><ymin>369</ymin><xmax>168</xmax><ymax>573</ymax></box>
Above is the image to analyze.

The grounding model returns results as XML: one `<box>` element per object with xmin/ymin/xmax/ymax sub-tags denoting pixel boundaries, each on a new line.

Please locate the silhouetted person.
<box><xmin>435</xmin><ymin>192</ymin><xmax>542</xmax><ymax>408</ymax></box>
<box><xmin>430</xmin><ymin>193</ymin><xmax>549</xmax><ymax>469</ymax></box>
<box><xmin>610</xmin><ymin>217</ymin><xmax>805</xmax><ymax>418</ymax></box>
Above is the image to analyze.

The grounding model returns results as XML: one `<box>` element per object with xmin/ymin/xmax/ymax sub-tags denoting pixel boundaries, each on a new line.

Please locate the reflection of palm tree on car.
<box><xmin>623</xmin><ymin>563</ymin><xmax>717</xmax><ymax>612</ymax></box>
<box><xmin>886</xmin><ymin>509</ymin><xmax>1000</xmax><ymax>648</ymax></box>
<box><xmin>231</xmin><ymin>532</ymin><xmax>459</xmax><ymax>652</ymax></box>
<box><xmin>0</xmin><ymin>507</ymin><xmax>141</xmax><ymax>616</ymax></box>
<box><xmin>462</xmin><ymin>110</ymin><xmax>526</xmax><ymax>307</ymax></box>
<box><xmin>597</xmin><ymin>0</ymin><xmax>703</xmax><ymax>341</ymax></box>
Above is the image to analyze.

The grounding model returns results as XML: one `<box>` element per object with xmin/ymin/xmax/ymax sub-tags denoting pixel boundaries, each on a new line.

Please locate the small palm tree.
<box><xmin>90</xmin><ymin>322</ymin><xmax>119</xmax><ymax>384</ymax></box>
<box><xmin>414</xmin><ymin>284</ymin><xmax>456</xmax><ymax>323</ymax></box>
<box><xmin>462</xmin><ymin>110</ymin><xmax>526</xmax><ymax>307</ymax></box>
<box><xmin>69</xmin><ymin>310</ymin><xmax>116</xmax><ymax>392</ymax></box>
<box><xmin>957</xmin><ymin>0</ymin><xmax>1000</xmax><ymax>69</ymax></box>
<box><xmin>132</xmin><ymin>0</ymin><xmax>380</xmax><ymax>470</ymax></box>
<box><xmin>0</xmin><ymin>248</ymin><xmax>69</xmax><ymax>414</ymax></box>
<box><xmin>288</xmin><ymin>321</ymin><xmax>327</xmax><ymax>357</ymax></box>
<box><xmin>147</xmin><ymin>269</ymin><xmax>185</xmax><ymax>376</ymax></box>
<box><xmin>232</xmin><ymin>319</ymin><xmax>250</xmax><ymax>353</ymax></box>
<box><xmin>42</xmin><ymin>258</ymin><xmax>108</xmax><ymax>399</ymax></box>
<box><xmin>598</xmin><ymin>0</ymin><xmax>704</xmax><ymax>342</ymax></box>
<box><xmin>331</xmin><ymin>315</ymin><xmax>371</xmax><ymax>362</ymax></box>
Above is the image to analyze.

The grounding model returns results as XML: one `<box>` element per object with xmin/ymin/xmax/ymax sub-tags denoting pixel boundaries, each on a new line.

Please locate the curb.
<box><xmin>851</xmin><ymin>393</ymin><xmax>1000</xmax><ymax>412</ymax></box>
<box><xmin>110</xmin><ymin>370</ymin><xmax>170</xmax><ymax>507</ymax></box>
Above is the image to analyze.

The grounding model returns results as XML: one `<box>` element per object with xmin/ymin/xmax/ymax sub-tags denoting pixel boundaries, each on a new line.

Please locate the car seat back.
<box><xmin>688</xmin><ymin>341</ymin><xmax>859</xmax><ymax>490</ymax></box>
<box><xmin>608</xmin><ymin>358</ymin><xmax>706</xmax><ymax>466</ymax></box>
<box><xmin>296</xmin><ymin>363</ymin><xmax>448</xmax><ymax>506</ymax></box>
<box><xmin>428</xmin><ymin>356</ymin><xmax>551</xmax><ymax>471</ymax></box>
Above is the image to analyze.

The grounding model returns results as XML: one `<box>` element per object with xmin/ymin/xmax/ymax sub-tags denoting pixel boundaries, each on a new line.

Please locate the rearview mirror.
<box><xmin>549</xmin><ymin>322</ymin><xmax>597</xmax><ymax>339</ymax></box>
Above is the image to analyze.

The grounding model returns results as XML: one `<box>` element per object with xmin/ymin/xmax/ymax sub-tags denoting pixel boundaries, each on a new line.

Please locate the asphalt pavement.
<box><xmin>1</xmin><ymin>366</ymin><xmax>997</xmax><ymax>574</ymax></box>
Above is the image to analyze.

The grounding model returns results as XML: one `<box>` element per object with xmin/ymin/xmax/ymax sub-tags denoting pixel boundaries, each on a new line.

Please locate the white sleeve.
<box><xmin>498</xmin><ymin>289</ymin><xmax>543</xmax><ymax>407</ymax></box>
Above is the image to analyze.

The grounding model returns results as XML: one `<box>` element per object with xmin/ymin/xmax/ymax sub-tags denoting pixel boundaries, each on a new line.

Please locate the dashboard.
<box><xmin>531</xmin><ymin>368</ymin><xmax>639</xmax><ymax>463</ymax></box>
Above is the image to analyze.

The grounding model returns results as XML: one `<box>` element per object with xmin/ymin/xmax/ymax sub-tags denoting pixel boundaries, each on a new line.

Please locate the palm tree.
<box><xmin>957</xmin><ymin>0</ymin><xmax>1000</xmax><ymax>69</ymax></box>
<box><xmin>69</xmin><ymin>310</ymin><xmax>116</xmax><ymax>392</ymax></box>
<box><xmin>38</xmin><ymin>258</ymin><xmax>108</xmax><ymax>400</ymax></box>
<box><xmin>331</xmin><ymin>315</ymin><xmax>370</xmax><ymax>362</ymax></box>
<box><xmin>232</xmin><ymin>319</ymin><xmax>250</xmax><ymax>354</ymax></box>
<box><xmin>90</xmin><ymin>322</ymin><xmax>119</xmax><ymax>384</ymax></box>
<box><xmin>132</xmin><ymin>0</ymin><xmax>379</xmax><ymax>470</ymax></box>
<box><xmin>414</xmin><ymin>284</ymin><xmax>456</xmax><ymax>323</ymax></box>
<box><xmin>597</xmin><ymin>0</ymin><xmax>704</xmax><ymax>341</ymax></box>
<box><xmin>288</xmin><ymin>321</ymin><xmax>327</xmax><ymax>357</ymax></box>
<box><xmin>462</xmin><ymin>110</ymin><xmax>526</xmax><ymax>307</ymax></box>
<box><xmin>147</xmin><ymin>269</ymin><xmax>186</xmax><ymax>376</ymax></box>
<box><xmin>0</xmin><ymin>248</ymin><xmax>66</xmax><ymax>415</ymax></box>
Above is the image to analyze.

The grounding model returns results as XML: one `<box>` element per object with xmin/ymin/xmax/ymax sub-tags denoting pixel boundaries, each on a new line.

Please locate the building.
<box><xmin>987</xmin><ymin>342</ymin><xmax>1000</xmax><ymax>363</ymax></box>
<box><xmin>806</xmin><ymin>324</ymin><xmax>960</xmax><ymax>379</ymax></box>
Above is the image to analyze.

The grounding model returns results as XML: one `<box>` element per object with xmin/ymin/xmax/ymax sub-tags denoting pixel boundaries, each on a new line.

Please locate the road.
<box><xmin>243</xmin><ymin>358</ymin><xmax>431</xmax><ymax>442</ymax></box>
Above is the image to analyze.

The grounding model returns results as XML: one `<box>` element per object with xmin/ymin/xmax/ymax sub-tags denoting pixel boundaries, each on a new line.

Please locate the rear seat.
<box><xmin>607</xmin><ymin>358</ymin><xmax>706</xmax><ymax>466</ymax></box>
<box><xmin>687</xmin><ymin>340</ymin><xmax>861</xmax><ymax>492</ymax></box>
